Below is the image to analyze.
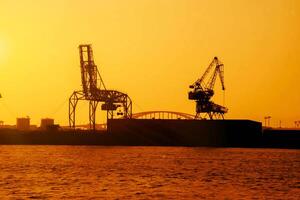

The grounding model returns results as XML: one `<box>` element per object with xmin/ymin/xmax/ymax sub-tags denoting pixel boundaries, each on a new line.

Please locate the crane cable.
<box><xmin>0</xmin><ymin>99</ymin><xmax>16</xmax><ymax>119</ymax></box>
<box><xmin>223</xmin><ymin>90</ymin><xmax>226</xmax><ymax>107</ymax></box>
<box><xmin>49</xmin><ymin>97</ymin><xmax>69</xmax><ymax>117</ymax></box>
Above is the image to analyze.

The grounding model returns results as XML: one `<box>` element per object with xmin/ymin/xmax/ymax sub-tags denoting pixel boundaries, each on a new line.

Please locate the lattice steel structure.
<box><xmin>69</xmin><ymin>44</ymin><xmax>132</xmax><ymax>130</ymax></box>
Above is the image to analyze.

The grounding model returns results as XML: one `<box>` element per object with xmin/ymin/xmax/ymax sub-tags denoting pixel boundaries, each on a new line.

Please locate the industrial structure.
<box><xmin>264</xmin><ymin>116</ymin><xmax>272</xmax><ymax>127</ymax></box>
<box><xmin>188</xmin><ymin>57</ymin><xmax>228</xmax><ymax>119</ymax></box>
<box><xmin>69</xmin><ymin>44</ymin><xmax>132</xmax><ymax>130</ymax></box>
<box><xmin>295</xmin><ymin>121</ymin><xmax>300</xmax><ymax>128</ymax></box>
<box><xmin>16</xmin><ymin>117</ymin><xmax>30</xmax><ymax>130</ymax></box>
<box><xmin>40</xmin><ymin>118</ymin><xmax>54</xmax><ymax>130</ymax></box>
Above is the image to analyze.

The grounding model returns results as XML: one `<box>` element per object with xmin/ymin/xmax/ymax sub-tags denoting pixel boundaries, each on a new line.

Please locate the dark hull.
<box><xmin>108</xmin><ymin>119</ymin><xmax>262</xmax><ymax>147</ymax></box>
<box><xmin>0</xmin><ymin>119</ymin><xmax>299</xmax><ymax>149</ymax></box>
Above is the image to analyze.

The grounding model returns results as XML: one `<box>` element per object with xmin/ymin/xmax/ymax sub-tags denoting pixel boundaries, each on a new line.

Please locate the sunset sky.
<box><xmin>0</xmin><ymin>0</ymin><xmax>299</xmax><ymax>127</ymax></box>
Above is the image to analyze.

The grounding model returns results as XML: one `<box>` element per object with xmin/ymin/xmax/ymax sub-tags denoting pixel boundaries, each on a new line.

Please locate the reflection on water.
<box><xmin>0</xmin><ymin>146</ymin><xmax>299</xmax><ymax>199</ymax></box>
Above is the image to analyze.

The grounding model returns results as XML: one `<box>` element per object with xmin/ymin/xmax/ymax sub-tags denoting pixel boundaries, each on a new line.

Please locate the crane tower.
<box><xmin>188</xmin><ymin>57</ymin><xmax>228</xmax><ymax>119</ymax></box>
<box><xmin>69</xmin><ymin>44</ymin><xmax>132</xmax><ymax>131</ymax></box>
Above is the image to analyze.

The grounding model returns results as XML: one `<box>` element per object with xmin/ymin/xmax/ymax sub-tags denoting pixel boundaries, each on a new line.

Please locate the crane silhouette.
<box><xmin>69</xmin><ymin>44</ymin><xmax>132</xmax><ymax>131</ymax></box>
<box><xmin>188</xmin><ymin>57</ymin><xmax>228</xmax><ymax>119</ymax></box>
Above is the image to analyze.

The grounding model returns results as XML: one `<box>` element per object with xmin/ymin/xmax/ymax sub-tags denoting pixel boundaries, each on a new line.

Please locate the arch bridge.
<box><xmin>132</xmin><ymin>111</ymin><xmax>195</xmax><ymax>120</ymax></box>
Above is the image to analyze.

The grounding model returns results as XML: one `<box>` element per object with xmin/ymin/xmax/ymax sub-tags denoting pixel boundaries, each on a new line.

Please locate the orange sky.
<box><xmin>0</xmin><ymin>0</ymin><xmax>299</xmax><ymax>127</ymax></box>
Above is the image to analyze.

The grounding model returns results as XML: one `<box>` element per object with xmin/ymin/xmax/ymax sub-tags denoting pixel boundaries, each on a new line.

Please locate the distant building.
<box><xmin>40</xmin><ymin>118</ymin><xmax>54</xmax><ymax>130</ymax></box>
<box><xmin>16</xmin><ymin>117</ymin><xmax>30</xmax><ymax>130</ymax></box>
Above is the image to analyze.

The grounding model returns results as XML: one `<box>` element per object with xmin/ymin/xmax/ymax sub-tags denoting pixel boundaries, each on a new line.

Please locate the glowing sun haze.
<box><xmin>0</xmin><ymin>36</ymin><xmax>8</xmax><ymax>64</ymax></box>
<box><xmin>0</xmin><ymin>0</ymin><xmax>299</xmax><ymax>127</ymax></box>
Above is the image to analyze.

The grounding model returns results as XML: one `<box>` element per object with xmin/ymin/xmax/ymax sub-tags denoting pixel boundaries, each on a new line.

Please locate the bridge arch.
<box><xmin>132</xmin><ymin>111</ymin><xmax>195</xmax><ymax>120</ymax></box>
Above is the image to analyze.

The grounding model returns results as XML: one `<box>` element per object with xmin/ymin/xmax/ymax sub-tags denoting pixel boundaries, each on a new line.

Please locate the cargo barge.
<box><xmin>0</xmin><ymin>119</ymin><xmax>299</xmax><ymax>148</ymax></box>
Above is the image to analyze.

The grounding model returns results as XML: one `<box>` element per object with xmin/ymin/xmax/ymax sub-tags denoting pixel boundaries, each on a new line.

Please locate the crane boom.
<box><xmin>191</xmin><ymin>57</ymin><xmax>219</xmax><ymax>89</ymax></box>
<box><xmin>207</xmin><ymin>63</ymin><xmax>225</xmax><ymax>90</ymax></box>
<box><xmin>218</xmin><ymin>64</ymin><xmax>225</xmax><ymax>90</ymax></box>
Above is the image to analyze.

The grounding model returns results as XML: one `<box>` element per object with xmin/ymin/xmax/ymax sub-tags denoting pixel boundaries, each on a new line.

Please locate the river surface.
<box><xmin>0</xmin><ymin>146</ymin><xmax>299</xmax><ymax>199</ymax></box>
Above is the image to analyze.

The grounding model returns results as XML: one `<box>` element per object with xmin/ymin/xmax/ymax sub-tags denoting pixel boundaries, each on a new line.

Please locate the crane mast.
<box><xmin>79</xmin><ymin>44</ymin><xmax>106</xmax><ymax>98</ymax></box>
<box><xmin>188</xmin><ymin>57</ymin><xmax>228</xmax><ymax>119</ymax></box>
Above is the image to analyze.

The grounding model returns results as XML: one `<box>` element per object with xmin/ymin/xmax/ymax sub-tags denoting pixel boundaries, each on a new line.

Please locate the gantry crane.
<box><xmin>188</xmin><ymin>57</ymin><xmax>228</xmax><ymax>119</ymax></box>
<box><xmin>69</xmin><ymin>44</ymin><xmax>132</xmax><ymax>131</ymax></box>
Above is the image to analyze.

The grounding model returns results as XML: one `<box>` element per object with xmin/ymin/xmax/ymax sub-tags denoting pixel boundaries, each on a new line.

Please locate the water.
<box><xmin>0</xmin><ymin>146</ymin><xmax>299</xmax><ymax>199</ymax></box>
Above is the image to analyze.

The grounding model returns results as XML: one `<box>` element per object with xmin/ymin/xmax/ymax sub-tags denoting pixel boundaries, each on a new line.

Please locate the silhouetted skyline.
<box><xmin>0</xmin><ymin>0</ymin><xmax>299</xmax><ymax>126</ymax></box>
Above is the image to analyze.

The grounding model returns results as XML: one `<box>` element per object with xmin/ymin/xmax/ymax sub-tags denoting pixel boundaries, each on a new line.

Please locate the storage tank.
<box><xmin>16</xmin><ymin>117</ymin><xmax>30</xmax><ymax>130</ymax></box>
<box><xmin>40</xmin><ymin>118</ymin><xmax>54</xmax><ymax>130</ymax></box>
